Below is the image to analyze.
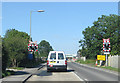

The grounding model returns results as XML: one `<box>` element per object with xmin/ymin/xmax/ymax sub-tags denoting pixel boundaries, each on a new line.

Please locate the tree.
<box><xmin>2</xmin><ymin>42</ymin><xmax>9</xmax><ymax>71</ymax></box>
<box><xmin>1</xmin><ymin>36</ymin><xmax>9</xmax><ymax>72</ymax></box>
<box><xmin>3</xmin><ymin>29</ymin><xmax>30</xmax><ymax>67</ymax></box>
<box><xmin>38</xmin><ymin>40</ymin><xmax>53</xmax><ymax>57</ymax></box>
<box><xmin>79</xmin><ymin>14</ymin><xmax>119</xmax><ymax>59</ymax></box>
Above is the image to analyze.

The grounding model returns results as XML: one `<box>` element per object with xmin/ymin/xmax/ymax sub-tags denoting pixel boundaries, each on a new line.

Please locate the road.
<box><xmin>26</xmin><ymin>62</ymin><xmax>118</xmax><ymax>82</ymax></box>
<box><xmin>68</xmin><ymin>62</ymin><xmax>118</xmax><ymax>81</ymax></box>
<box><xmin>26</xmin><ymin>66</ymin><xmax>82</xmax><ymax>81</ymax></box>
<box><xmin>2</xmin><ymin>62</ymin><xmax>119</xmax><ymax>82</ymax></box>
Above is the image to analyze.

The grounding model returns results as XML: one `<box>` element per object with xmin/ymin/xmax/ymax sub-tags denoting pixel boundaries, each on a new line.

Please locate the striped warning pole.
<box><xmin>95</xmin><ymin>59</ymin><xmax>98</xmax><ymax>66</ymax></box>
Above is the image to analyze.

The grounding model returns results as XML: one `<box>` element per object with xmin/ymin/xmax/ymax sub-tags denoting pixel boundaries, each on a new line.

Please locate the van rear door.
<box><xmin>49</xmin><ymin>53</ymin><xmax>57</xmax><ymax>65</ymax></box>
<box><xmin>57</xmin><ymin>53</ymin><xmax>65</xmax><ymax>65</ymax></box>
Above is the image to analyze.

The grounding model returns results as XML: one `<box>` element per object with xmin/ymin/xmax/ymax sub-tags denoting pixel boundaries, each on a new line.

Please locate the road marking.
<box><xmin>38</xmin><ymin>65</ymin><xmax>45</xmax><ymax>70</ymax></box>
<box><xmin>74</xmin><ymin>62</ymin><xmax>118</xmax><ymax>76</ymax></box>
<box><xmin>23</xmin><ymin>64</ymin><xmax>45</xmax><ymax>82</ymax></box>
<box><xmin>84</xmin><ymin>79</ymin><xmax>88</xmax><ymax>81</ymax></box>
<box><xmin>67</xmin><ymin>66</ymin><xmax>84</xmax><ymax>81</ymax></box>
<box><xmin>72</xmin><ymin>72</ymin><xmax>84</xmax><ymax>81</ymax></box>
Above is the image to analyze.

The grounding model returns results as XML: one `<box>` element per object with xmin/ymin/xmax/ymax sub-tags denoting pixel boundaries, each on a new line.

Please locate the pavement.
<box><xmin>2</xmin><ymin>63</ymin><xmax>46</xmax><ymax>83</ymax></box>
<box><xmin>0</xmin><ymin>79</ymin><xmax>2</xmax><ymax>83</ymax></box>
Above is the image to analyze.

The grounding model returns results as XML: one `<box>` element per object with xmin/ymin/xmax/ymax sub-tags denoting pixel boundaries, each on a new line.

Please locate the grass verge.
<box><xmin>2</xmin><ymin>60</ymin><xmax>46</xmax><ymax>78</ymax></box>
<box><xmin>99</xmin><ymin>66</ymin><xmax>120</xmax><ymax>72</ymax></box>
<box><xmin>76</xmin><ymin>59</ymin><xmax>120</xmax><ymax>72</ymax></box>
<box><xmin>75</xmin><ymin>59</ymin><xmax>96</xmax><ymax>65</ymax></box>
<box><xmin>2</xmin><ymin>70</ymin><xmax>15</xmax><ymax>78</ymax></box>
<box><xmin>8</xmin><ymin>67</ymin><xmax>24</xmax><ymax>70</ymax></box>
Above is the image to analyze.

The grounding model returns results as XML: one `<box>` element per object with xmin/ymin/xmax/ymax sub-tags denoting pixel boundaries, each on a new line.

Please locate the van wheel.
<box><xmin>64</xmin><ymin>69</ymin><xmax>67</xmax><ymax>72</ymax></box>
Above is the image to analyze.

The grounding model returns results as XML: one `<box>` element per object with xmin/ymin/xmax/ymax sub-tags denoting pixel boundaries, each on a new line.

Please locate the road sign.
<box><xmin>103</xmin><ymin>38</ymin><xmax>110</xmax><ymax>54</ymax></box>
<box><xmin>97</xmin><ymin>55</ymin><xmax>105</xmax><ymax>61</ymax></box>
<box><xmin>29</xmin><ymin>40</ymin><xmax>37</xmax><ymax>44</ymax></box>
<box><xmin>28</xmin><ymin>54</ymin><xmax>33</xmax><ymax>60</ymax></box>
<box><xmin>28</xmin><ymin>41</ymin><xmax>38</xmax><ymax>52</ymax></box>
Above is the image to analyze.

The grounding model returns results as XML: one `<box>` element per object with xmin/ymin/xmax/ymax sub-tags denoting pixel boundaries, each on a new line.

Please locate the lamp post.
<box><xmin>30</xmin><ymin>10</ymin><xmax>44</xmax><ymax>41</ymax></box>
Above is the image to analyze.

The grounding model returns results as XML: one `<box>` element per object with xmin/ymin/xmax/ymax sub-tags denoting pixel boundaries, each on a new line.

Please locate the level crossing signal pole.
<box><xmin>28</xmin><ymin>41</ymin><xmax>38</xmax><ymax>59</ymax></box>
<box><xmin>28</xmin><ymin>41</ymin><xmax>38</xmax><ymax>52</ymax></box>
<box><xmin>103</xmin><ymin>38</ymin><xmax>110</xmax><ymax>66</ymax></box>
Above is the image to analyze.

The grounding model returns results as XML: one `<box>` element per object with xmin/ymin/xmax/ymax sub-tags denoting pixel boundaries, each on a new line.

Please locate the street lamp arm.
<box><xmin>30</xmin><ymin>10</ymin><xmax>45</xmax><ymax>12</ymax></box>
<box><xmin>29</xmin><ymin>10</ymin><xmax>45</xmax><ymax>41</ymax></box>
<box><xmin>37</xmin><ymin>10</ymin><xmax>45</xmax><ymax>12</ymax></box>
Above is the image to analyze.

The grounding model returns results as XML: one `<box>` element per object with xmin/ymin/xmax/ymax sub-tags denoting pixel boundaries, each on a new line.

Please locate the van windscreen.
<box><xmin>58</xmin><ymin>53</ymin><xmax>64</xmax><ymax>59</ymax></box>
<box><xmin>50</xmin><ymin>53</ymin><xmax>56</xmax><ymax>59</ymax></box>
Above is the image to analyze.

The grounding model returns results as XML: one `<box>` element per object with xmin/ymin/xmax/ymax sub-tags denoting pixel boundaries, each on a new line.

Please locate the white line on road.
<box><xmin>75</xmin><ymin>62</ymin><xmax>118</xmax><ymax>76</ymax></box>
<box><xmin>67</xmin><ymin>66</ymin><xmax>84</xmax><ymax>81</ymax></box>
<box><xmin>84</xmin><ymin>79</ymin><xmax>88</xmax><ymax>81</ymax></box>
<box><xmin>72</xmin><ymin>71</ymin><xmax>84</xmax><ymax>81</ymax></box>
<box><xmin>68</xmin><ymin>66</ymin><xmax>89</xmax><ymax>82</ymax></box>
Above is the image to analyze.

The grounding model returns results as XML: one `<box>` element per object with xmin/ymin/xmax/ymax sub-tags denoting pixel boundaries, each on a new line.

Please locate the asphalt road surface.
<box><xmin>68</xmin><ymin>62</ymin><xmax>118</xmax><ymax>81</ymax></box>
<box><xmin>26</xmin><ymin>65</ymin><xmax>82</xmax><ymax>81</ymax></box>
<box><xmin>2</xmin><ymin>62</ymin><xmax>119</xmax><ymax>82</ymax></box>
<box><xmin>26</xmin><ymin>62</ymin><xmax>118</xmax><ymax>82</ymax></box>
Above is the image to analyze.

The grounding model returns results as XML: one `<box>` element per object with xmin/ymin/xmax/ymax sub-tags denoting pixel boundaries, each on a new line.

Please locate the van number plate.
<box><xmin>50</xmin><ymin>61</ymin><xmax>56</xmax><ymax>63</ymax></box>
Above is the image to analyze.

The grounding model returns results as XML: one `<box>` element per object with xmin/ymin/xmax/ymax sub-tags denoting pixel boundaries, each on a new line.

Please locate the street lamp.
<box><xmin>30</xmin><ymin>10</ymin><xmax>45</xmax><ymax>41</ymax></box>
<box><xmin>37</xmin><ymin>10</ymin><xmax>45</xmax><ymax>12</ymax></box>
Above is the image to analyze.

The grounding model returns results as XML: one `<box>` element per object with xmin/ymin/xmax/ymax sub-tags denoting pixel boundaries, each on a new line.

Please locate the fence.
<box><xmin>108</xmin><ymin>55</ymin><xmax>120</xmax><ymax>68</ymax></box>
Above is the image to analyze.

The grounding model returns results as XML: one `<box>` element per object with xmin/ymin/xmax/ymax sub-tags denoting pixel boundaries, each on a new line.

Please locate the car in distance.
<box><xmin>47</xmin><ymin>51</ymin><xmax>67</xmax><ymax>72</ymax></box>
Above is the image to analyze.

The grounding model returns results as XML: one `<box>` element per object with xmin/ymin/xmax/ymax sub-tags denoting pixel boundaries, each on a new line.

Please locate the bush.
<box><xmin>2</xmin><ymin>70</ymin><xmax>15</xmax><ymax>78</ymax></box>
<box><xmin>76</xmin><ymin>59</ymin><xmax>96</xmax><ymax>64</ymax></box>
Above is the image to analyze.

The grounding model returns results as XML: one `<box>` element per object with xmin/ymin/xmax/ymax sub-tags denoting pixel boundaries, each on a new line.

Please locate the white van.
<box><xmin>47</xmin><ymin>51</ymin><xmax>67</xmax><ymax>72</ymax></box>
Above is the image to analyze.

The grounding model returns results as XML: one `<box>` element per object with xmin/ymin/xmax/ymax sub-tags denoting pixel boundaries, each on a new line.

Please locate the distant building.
<box><xmin>65</xmin><ymin>54</ymin><xmax>77</xmax><ymax>59</ymax></box>
<box><xmin>77</xmin><ymin>51</ymin><xmax>82</xmax><ymax>57</ymax></box>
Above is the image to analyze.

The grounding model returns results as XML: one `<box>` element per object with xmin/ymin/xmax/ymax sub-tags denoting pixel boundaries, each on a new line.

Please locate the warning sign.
<box><xmin>97</xmin><ymin>55</ymin><xmax>105</xmax><ymax>61</ymax></box>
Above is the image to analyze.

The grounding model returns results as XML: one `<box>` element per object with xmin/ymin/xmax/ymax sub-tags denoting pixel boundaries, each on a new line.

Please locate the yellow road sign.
<box><xmin>97</xmin><ymin>55</ymin><xmax>105</xmax><ymax>61</ymax></box>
